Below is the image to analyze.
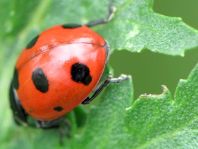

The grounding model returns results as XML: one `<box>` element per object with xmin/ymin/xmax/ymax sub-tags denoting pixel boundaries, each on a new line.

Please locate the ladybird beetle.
<box><xmin>9</xmin><ymin>5</ymin><xmax>128</xmax><ymax>129</ymax></box>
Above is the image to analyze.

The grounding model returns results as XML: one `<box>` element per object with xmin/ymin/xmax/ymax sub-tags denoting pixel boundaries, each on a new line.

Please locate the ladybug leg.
<box><xmin>82</xmin><ymin>79</ymin><xmax>110</xmax><ymax>104</ymax></box>
<box><xmin>35</xmin><ymin>117</ymin><xmax>66</xmax><ymax>129</ymax></box>
<box><xmin>59</xmin><ymin>119</ymin><xmax>71</xmax><ymax>145</ymax></box>
<box><xmin>82</xmin><ymin>74</ymin><xmax>129</xmax><ymax>104</ymax></box>
<box><xmin>85</xmin><ymin>3</ymin><xmax>116</xmax><ymax>27</ymax></box>
<box><xmin>62</xmin><ymin>3</ymin><xmax>116</xmax><ymax>28</ymax></box>
<box><xmin>9</xmin><ymin>84</ymin><xmax>28</xmax><ymax>126</ymax></box>
<box><xmin>35</xmin><ymin>118</ymin><xmax>71</xmax><ymax>145</ymax></box>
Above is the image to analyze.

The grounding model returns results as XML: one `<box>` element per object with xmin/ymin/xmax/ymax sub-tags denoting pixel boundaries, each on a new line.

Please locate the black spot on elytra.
<box><xmin>71</xmin><ymin>63</ymin><xmax>92</xmax><ymax>85</ymax></box>
<box><xmin>54</xmin><ymin>106</ymin><xmax>63</xmax><ymax>112</ymax></box>
<box><xmin>62</xmin><ymin>24</ymin><xmax>81</xmax><ymax>29</ymax></box>
<box><xmin>26</xmin><ymin>35</ymin><xmax>39</xmax><ymax>49</ymax></box>
<box><xmin>32</xmin><ymin>68</ymin><xmax>49</xmax><ymax>93</ymax></box>
<box><xmin>13</xmin><ymin>68</ymin><xmax>19</xmax><ymax>89</ymax></box>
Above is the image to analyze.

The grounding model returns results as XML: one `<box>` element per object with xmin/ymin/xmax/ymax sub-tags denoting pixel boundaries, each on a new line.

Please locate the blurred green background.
<box><xmin>110</xmin><ymin>0</ymin><xmax>198</xmax><ymax>98</ymax></box>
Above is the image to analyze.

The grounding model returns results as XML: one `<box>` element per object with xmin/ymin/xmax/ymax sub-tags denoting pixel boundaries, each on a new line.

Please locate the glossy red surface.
<box><xmin>16</xmin><ymin>25</ymin><xmax>107</xmax><ymax>121</ymax></box>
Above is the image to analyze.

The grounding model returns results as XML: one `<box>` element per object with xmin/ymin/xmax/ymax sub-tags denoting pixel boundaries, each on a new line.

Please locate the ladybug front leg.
<box><xmin>85</xmin><ymin>3</ymin><xmax>116</xmax><ymax>27</ymax></box>
<box><xmin>82</xmin><ymin>74</ymin><xmax>129</xmax><ymax>104</ymax></box>
<box><xmin>62</xmin><ymin>2</ymin><xmax>116</xmax><ymax>28</ymax></box>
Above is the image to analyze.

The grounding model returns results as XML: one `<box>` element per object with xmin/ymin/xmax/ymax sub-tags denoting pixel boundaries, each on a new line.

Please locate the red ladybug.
<box><xmin>9</xmin><ymin>5</ymin><xmax>128</xmax><ymax>129</ymax></box>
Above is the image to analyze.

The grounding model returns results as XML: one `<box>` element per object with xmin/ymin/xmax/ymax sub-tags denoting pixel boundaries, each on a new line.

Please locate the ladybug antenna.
<box><xmin>85</xmin><ymin>2</ymin><xmax>116</xmax><ymax>27</ymax></box>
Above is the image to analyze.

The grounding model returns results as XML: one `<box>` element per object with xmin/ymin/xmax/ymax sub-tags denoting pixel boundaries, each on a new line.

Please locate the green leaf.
<box><xmin>124</xmin><ymin>63</ymin><xmax>198</xmax><ymax>148</ymax></box>
<box><xmin>70</xmin><ymin>63</ymin><xmax>198</xmax><ymax>149</ymax></box>
<box><xmin>0</xmin><ymin>0</ymin><xmax>198</xmax><ymax>148</ymax></box>
<box><xmin>98</xmin><ymin>0</ymin><xmax>198</xmax><ymax>56</ymax></box>
<box><xmin>67</xmin><ymin>63</ymin><xmax>198</xmax><ymax>149</ymax></box>
<box><xmin>72</xmin><ymin>76</ymin><xmax>133</xmax><ymax>149</ymax></box>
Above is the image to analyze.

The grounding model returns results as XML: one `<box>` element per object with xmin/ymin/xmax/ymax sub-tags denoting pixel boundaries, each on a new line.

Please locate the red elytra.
<box><xmin>15</xmin><ymin>25</ymin><xmax>107</xmax><ymax>121</ymax></box>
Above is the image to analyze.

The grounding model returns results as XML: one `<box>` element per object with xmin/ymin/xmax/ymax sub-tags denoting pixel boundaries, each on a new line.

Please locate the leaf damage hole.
<box><xmin>110</xmin><ymin>49</ymin><xmax>198</xmax><ymax>98</ymax></box>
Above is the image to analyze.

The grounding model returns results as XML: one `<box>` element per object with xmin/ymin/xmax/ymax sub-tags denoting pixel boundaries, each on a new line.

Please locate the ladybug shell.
<box><xmin>15</xmin><ymin>25</ymin><xmax>107</xmax><ymax>121</ymax></box>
